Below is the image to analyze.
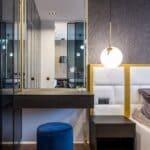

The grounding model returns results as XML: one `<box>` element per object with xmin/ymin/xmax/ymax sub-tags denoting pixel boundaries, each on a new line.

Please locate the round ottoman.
<box><xmin>37</xmin><ymin>122</ymin><xmax>73</xmax><ymax>150</ymax></box>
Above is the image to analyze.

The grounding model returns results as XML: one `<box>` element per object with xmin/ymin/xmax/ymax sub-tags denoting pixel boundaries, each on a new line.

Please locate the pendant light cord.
<box><xmin>109</xmin><ymin>0</ymin><xmax>112</xmax><ymax>48</ymax></box>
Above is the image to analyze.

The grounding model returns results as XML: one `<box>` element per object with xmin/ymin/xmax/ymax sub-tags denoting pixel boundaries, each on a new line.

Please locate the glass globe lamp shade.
<box><xmin>100</xmin><ymin>47</ymin><xmax>123</xmax><ymax>68</ymax></box>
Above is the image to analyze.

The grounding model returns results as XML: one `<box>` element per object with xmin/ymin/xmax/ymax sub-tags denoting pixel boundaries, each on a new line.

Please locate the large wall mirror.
<box><xmin>55</xmin><ymin>22</ymin><xmax>86</xmax><ymax>88</ymax></box>
<box><xmin>16</xmin><ymin>0</ymin><xmax>88</xmax><ymax>90</ymax></box>
<box><xmin>0</xmin><ymin>0</ymin><xmax>22</xmax><ymax>147</ymax></box>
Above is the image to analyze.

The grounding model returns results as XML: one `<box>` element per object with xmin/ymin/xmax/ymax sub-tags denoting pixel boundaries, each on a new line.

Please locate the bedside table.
<box><xmin>90</xmin><ymin>116</ymin><xmax>136</xmax><ymax>150</ymax></box>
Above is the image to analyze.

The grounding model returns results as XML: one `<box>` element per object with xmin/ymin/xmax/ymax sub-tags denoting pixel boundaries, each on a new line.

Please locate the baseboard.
<box><xmin>2</xmin><ymin>143</ymin><xmax>89</xmax><ymax>150</ymax></box>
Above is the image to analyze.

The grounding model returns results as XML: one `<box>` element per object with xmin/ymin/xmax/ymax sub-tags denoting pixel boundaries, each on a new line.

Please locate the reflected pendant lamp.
<box><xmin>100</xmin><ymin>0</ymin><xmax>123</xmax><ymax>68</ymax></box>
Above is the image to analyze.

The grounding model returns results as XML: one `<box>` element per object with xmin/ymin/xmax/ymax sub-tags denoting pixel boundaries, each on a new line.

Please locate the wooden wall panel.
<box><xmin>88</xmin><ymin>0</ymin><xmax>150</xmax><ymax>64</ymax></box>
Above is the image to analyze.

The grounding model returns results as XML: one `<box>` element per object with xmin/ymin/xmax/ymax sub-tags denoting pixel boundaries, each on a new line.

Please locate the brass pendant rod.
<box><xmin>109</xmin><ymin>22</ymin><xmax>112</xmax><ymax>48</ymax></box>
<box><xmin>108</xmin><ymin>0</ymin><xmax>112</xmax><ymax>48</ymax></box>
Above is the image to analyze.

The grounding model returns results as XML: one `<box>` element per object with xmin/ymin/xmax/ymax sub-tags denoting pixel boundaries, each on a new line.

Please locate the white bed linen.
<box><xmin>130</xmin><ymin>67</ymin><xmax>150</xmax><ymax>150</ymax></box>
<box><xmin>131</xmin><ymin>104</ymin><xmax>143</xmax><ymax>114</ymax></box>
<box><xmin>131</xmin><ymin>118</ymin><xmax>150</xmax><ymax>150</ymax></box>
<box><xmin>131</xmin><ymin>104</ymin><xmax>150</xmax><ymax>150</ymax></box>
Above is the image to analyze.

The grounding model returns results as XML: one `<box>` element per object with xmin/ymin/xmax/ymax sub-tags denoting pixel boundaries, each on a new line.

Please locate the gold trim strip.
<box><xmin>88</xmin><ymin>64</ymin><xmax>103</xmax><ymax>93</ymax></box>
<box><xmin>21</xmin><ymin>0</ymin><xmax>24</xmax><ymax>90</ymax></box>
<box><xmin>20</xmin><ymin>0</ymin><xmax>23</xmax><ymax>90</ymax></box>
<box><xmin>19</xmin><ymin>0</ymin><xmax>25</xmax><ymax>91</ymax></box>
<box><xmin>124</xmin><ymin>65</ymin><xmax>130</xmax><ymax>118</ymax></box>
<box><xmin>85</xmin><ymin>0</ymin><xmax>88</xmax><ymax>90</ymax></box>
<box><xmin>129</xmin><ymin>64</ymin><xmax>150</xmax><ymax>67</ymax></box>
<box><xmin>19</xmin><ymin>0</ymin><xmax>22</xmax><ymax>90</ymax></box>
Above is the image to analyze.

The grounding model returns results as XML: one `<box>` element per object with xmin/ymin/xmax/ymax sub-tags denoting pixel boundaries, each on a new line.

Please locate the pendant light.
<box><xmin>100</xmin><ymin>0</ymin><xmax>123</xmax><ymax>68</ymax></box>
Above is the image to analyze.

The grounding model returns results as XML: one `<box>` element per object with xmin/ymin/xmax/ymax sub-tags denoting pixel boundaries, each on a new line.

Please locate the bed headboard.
<box><xmin>93</xmin><ymin>67</ymin><xmax>124</xmax><ymax>105</ymax></box>
<box><xmin>88</xmin><ymin>64</ymin><xmax>150</xmax><ymax>118</ymax></box>
<box><xmin>130</xmin><ymin>66</ymin><xmax>150</xmax><ymax>107</ymax></box>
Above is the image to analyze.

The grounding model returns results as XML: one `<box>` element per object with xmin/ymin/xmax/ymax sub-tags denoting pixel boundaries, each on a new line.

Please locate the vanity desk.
<box><xmin>14</xmin><ymin>88</ymin><xmax>94</xmax><ymax>146</ymax></box>
<box><xmin>14</xmin><ymin>88</ymin><xmax>94</xmax><ymax>108</ymax></box>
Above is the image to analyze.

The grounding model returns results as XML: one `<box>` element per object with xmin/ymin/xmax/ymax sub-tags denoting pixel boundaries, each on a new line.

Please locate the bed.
<box><xmin>130</xmin><ymin>67</ymin><xmax>150</xmax><ymax>150</ymax></box>
<box><xmin>89</xmin><ymin>65</ymin><xmax>150</xmax><ymax>150</ymax></box>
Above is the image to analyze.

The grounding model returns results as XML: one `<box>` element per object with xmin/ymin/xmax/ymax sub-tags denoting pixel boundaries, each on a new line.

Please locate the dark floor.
<box><xmin>2</xmin><ymin>144</ymin><xmax>89</xmax><ymax>150</ymax></box>
<box><xmin>19</xmin><ymin>144</ymin><xmax>89</xmax><ymax>150</ymax></box>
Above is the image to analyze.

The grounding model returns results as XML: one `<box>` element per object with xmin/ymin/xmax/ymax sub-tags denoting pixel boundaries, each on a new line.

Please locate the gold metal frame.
<box><xmin>124</xmin><ymin>64</ymin><xmax>130</xmax><ymax>117</ymax></box>
<box><xmin>87</xmin><ymin>64</ymin><xmax>150</xmax><ymax>118</ymax></box>
<box><xmin>19</xmin><ymin>0</ymin><xmax>26</xmax><ymax>91</ymax></box>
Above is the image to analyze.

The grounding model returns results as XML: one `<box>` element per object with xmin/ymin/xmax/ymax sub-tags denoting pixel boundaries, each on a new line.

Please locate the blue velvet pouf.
<box><xmin>37</xmin><ymin>122</ymin><xmax>73</xmax><ymax>150</ymax></box>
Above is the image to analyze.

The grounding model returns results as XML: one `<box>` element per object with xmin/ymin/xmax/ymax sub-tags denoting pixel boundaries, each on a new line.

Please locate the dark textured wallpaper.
<box><xmin>88</xmin><ymin>0</ymin><xmax>150</xmax><ymax>64</ymax></box>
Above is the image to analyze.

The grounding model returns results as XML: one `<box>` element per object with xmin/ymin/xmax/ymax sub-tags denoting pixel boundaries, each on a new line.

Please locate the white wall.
<box><xmin>55</xmin><ymin>40</ymin><xmax>67</xmax><ymax>78</ymax></box>
<box><xmin>22</xmin><ymin>109</ymin><xmax>87</xmax><ymax>143</ymax></box>
<box><xmin>55</xmin><ymin>22</ymin><xmax>67</xmax><ymax>40</ymax></box>
<box><xmin>40</xmin><ymin>21</ymin><xmax>55</xmax><ymax>88</ymax></box>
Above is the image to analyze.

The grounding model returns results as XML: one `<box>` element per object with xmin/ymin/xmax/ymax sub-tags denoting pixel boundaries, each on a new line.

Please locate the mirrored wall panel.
<box><xmin>0</xmin><ymin>0</ymin><xmax>21</xmax><ymax>149</ymax></box>
<box><xmin>67</xmin><ymin>22</ymin><xmax>85</xmax><ymax>88</ymax></box>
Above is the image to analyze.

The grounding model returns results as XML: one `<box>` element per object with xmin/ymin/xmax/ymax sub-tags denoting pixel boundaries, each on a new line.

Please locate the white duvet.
<box><xmin>131</xmin><ymin>106</ymin><xmax>150</xmax><ymax>150</ymax></box>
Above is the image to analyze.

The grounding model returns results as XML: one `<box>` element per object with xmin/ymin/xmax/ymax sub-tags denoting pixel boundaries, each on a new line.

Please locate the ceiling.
<box><xmin>34</xmin><ymin>0</ymin><xmax>85</xmax><ymax>21</ymax></box>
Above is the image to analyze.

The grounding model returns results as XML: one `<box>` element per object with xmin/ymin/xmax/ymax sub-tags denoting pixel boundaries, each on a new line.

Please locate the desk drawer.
<box><xmin>95</xmin><ymin>124</ymin><xmax>135</xmax><ymax>138</ymax></box>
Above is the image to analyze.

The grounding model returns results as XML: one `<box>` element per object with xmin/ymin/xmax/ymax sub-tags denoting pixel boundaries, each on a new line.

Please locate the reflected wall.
<box><xmin>25</xmin><ymin>0</ymin><xmax>41</xmax><ymax>89</ymax></box>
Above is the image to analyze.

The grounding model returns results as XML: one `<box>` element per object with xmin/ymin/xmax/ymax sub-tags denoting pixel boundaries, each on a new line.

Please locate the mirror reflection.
<box><xmin>21</xmin><ymin>0</ymin><xmax>87</xmax><ymax>89</ymax></box>
<box><xmin>1</xmin><ymin>0</ymin><xmax>87</xmax><ymax>91</ymax></box>
<box><xmin>1</xmin><ymin>0</ymin><xmax>87</xmax><ymax>90</ymax></box>
<box><xmin>55</xmin><ymin>22</ymin><xmax>85</xmax><ymax>88</ymax></box>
